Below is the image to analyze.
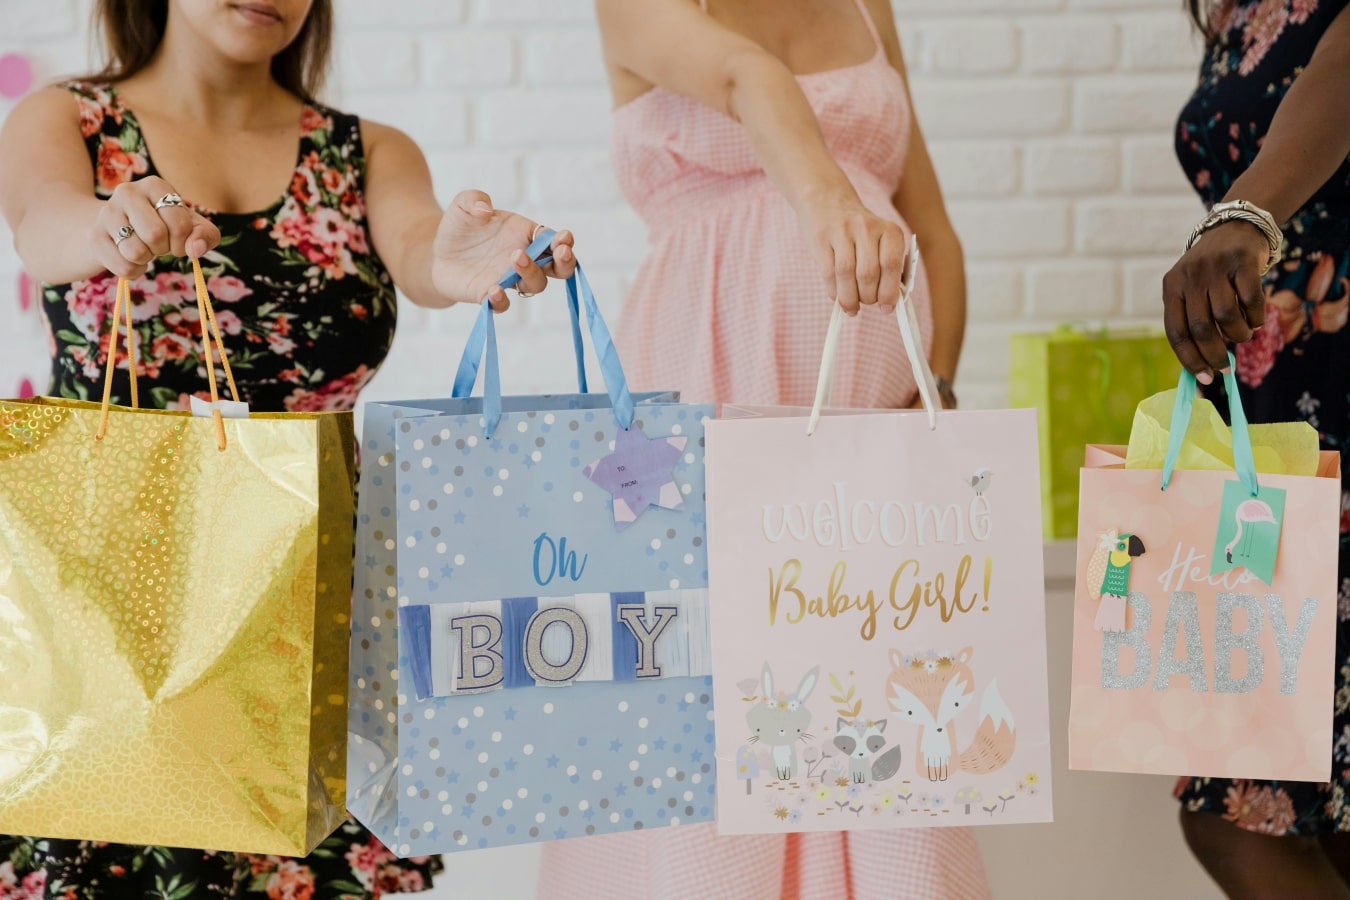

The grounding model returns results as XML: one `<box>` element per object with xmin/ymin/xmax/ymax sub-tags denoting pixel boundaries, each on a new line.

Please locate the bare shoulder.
<box><xmin>596</xmin><ymin>0</ymin><xmax>706</xmax><ymax>108</ymax></box>
<box><xmin>0</xmin><ymin>84</ymin><xmax>84</xmax><ymax>138</ymax></box>
<box><xmin>860</xmin><ymin>0</ymin><xmax>907</xmax><ymax>67</ymax></box>
<box><xmin>357</xmin><ymin>118</ymin><xmax>425</xmax><ymax>164</ymax></box>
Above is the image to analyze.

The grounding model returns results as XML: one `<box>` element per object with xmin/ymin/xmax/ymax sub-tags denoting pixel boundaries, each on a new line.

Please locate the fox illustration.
<box><xmin>884</xmin><ymin>647</ymin><xmax>1015</xmax><ymax>782</ymax></box>
<box><xmin>833</xmin><ymin>718</ymin><xmax>904</xmax><ymax>785</ymax></box>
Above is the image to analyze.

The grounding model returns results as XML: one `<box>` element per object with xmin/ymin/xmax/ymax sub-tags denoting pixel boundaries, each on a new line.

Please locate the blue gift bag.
<box><xmin>348</xmin><ymin>236</ymin><xmax>717</xmax><ymax>855</ymax></box>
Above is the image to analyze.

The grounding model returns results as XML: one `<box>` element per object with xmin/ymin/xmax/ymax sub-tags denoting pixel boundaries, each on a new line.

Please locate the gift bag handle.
<box><xmin>97</xmin><ymin>259</ymin><xmax>241</xmax><ymax>451</ymax></box>
<box><xmin>807</xmin><ymin>234</ymin><xmax>941</xmax><ymax>435</ymax></box>
<box><xmin>451</xmin><ymin>230</ymin><xmax>635</xmax><ymax>438</ymax></box>
<box><xmin>1160</xmin><ymin>352</ymin><xmax>1259</xmax><ymax>496</ymax></box>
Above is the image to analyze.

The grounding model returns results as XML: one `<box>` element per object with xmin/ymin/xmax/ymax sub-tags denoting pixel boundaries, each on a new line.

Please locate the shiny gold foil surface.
<box><xmin>0</xmin><ymin>398</ymin><xmax>354</xmax><ymax>855</ymax></box>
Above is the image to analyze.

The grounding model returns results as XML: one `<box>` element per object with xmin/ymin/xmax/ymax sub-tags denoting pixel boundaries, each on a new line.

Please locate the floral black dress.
<box><xmin>1173</xmin><ymin>0</ymin><xmax>1350</xmax><ymax>835</ymax></box>
<box><xmin>0</xmin><ymin>83</ymin><xmax>441</xmax><ymax>899</ymax></box>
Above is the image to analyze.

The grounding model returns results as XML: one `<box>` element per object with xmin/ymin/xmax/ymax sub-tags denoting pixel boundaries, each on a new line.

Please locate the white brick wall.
<box><xmin>0</xmin><ymin>0</ymin><xmax>1205</xmax><ymax>415</ymax></box>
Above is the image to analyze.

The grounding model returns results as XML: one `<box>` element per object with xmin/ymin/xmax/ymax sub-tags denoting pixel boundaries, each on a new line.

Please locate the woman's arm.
<box><xmin>597</xmin><ymin>0</ymin><xmax>908</xmax><ymax>314</ymax></box>
<box><xmin>1163</xmin><ymin>5</ymin><xmax>1350</xmax><ymax>383</ymax></box>
<box><xmin>865</xmin><ymin>0</ymin><xmax>967</xmax><ymax>399</ymax></box>
<box><xmin>361</xmin><ymin>121</ymin><xmax>574</xmax><ymax>311</ymax></box>
<box><xmin>0</xmin><ymin>86</ymin><xmax>219</xmax><ymax>283</ymax></box>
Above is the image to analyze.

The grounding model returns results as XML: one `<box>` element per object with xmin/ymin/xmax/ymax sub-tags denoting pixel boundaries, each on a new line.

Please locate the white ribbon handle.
<box><xmin>807</xmin><ymin>234</ymin><xmax>941</xmax><ymax>435</ymax></box>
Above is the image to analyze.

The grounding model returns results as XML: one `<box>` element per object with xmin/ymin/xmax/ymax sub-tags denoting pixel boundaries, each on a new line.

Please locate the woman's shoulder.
<box><xmin>298</xmin><ymin>98</ymin><xmax>369</xmax><ymax>153</ymax></box>
<box><xmin>0</xmin><ymin>81</ymin><xmax>115</xmax><ymax>149</ymax></box>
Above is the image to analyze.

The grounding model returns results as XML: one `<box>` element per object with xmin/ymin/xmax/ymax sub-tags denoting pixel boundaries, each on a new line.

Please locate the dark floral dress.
<box><xmin>0</xmin><ymin>83</ymin><xmax>441</xmax><ymax>898</ymax></box>
<box><xmin>1173</xmin><ymin>0</ymin><xmax>1350</xmax><ymax>835</ymax></box>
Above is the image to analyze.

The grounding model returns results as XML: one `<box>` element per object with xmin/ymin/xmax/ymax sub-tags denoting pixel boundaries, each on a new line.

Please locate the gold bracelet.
<box><xmin>1184</xmin><ymin>199</ymin><xmax>1284</xmax><ymax>275</ymax></box>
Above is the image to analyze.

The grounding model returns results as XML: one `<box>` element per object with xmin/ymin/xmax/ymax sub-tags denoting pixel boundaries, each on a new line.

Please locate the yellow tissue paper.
<box><xmin>1125</xmin><ymin>389</ymin><xmax>1320</xmax><ymax>476</ymax></box>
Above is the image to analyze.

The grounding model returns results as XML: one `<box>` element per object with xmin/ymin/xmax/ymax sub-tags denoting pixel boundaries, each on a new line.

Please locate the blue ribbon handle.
<box><xmin>1161</xmin><ymin>351</ymin><xmax>1259</xmax><ymax>496</ymax></box>
<box><xmin>450</xmin><ymin>230</ymin><xmax>634</xmax><ymax>437</ymax></box>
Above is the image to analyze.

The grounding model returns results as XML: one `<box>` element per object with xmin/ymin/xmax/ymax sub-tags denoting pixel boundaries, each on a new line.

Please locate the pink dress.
<box><xmin>605</xmin><ymin>0</ymin><xmax>933</xmax><ymax>409</ymax></box>
<box><xmin>537</xmin><ymin>3</ymin><xmax>989</xmax><ymax>899</ymax></box>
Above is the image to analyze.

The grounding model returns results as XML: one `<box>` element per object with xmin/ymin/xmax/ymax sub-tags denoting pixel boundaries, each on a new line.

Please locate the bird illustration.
<box><xmin>1225</xmin><ymin>498</ymin><xmax>1278</xmax><ymax>563</ymax></box>
<box><xmin>1085</xmin><ymin>531</ymin><xmax>1146</xmax><ymax>632</ymax></box>
<box><xmin>967</xmin><ymin>468</ymin><xmax>992</xmax><ymax>495</ymax></box>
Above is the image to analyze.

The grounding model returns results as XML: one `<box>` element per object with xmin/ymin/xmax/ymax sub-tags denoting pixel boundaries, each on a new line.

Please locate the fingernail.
<box><xmin>558</xmin><ymin>246</ymin><xmax>572</xmax><ymax>262</ymax></box>
<box><xmin>514</xmin><ymin>250</ymin><xmax>529</xmax><ymax>266</ymax></box>
<box><xmin>1197</xmin><ymin>372</ymin><xmax>1213</xmax><ymax>385</ymax></box>
<box><xmin>474</xmin><ymin>201</ymin><xmax>493</xmax><ymax>214</ymax></box>
<box><xmin>1219</xmin><ymin>366</ymin><xmax>1232</xmax><ymax>375</ymax></box>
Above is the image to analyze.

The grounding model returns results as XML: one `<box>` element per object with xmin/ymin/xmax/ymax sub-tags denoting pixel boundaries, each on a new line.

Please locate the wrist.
<box><xmin>933</xmin><ymin>374</ymin><xmax>958</xmax><ymax>409</ymax></box>
<box><xmin>793</xmin><ymin>181</ymin><xmax>862</xmax><ymax>217</ymax></box>
<box><xmin>1186</xmin><ymin>199</ymin><xmax>1284</xmax><ymax>274</ymax></box>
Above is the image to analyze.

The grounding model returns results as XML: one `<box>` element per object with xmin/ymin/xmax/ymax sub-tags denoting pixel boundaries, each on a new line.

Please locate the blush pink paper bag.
<box><xmin>1069</xmin><ymin>364</ymin><xmax>1339</xmax><ymax>781</ymax></box>
<box><xmin>706</xmin><ymin>244</ymin><xmax>1054</xmax><ymax>835</ymax></box>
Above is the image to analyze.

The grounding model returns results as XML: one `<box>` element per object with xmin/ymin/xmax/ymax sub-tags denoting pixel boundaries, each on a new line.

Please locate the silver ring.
<box><xmin>114</xmin><ymin>225</ymin><xmax>136</xmax><ymax>246</ymax></box>
<box><xmin>154</xmin><ymin>192</ymin><xmax>184</xmax><ymax>210</ymax></box>
<box><xmin>516</xmin><ymin>286</ymin><xmax>535</xmax><ymax>299</ymax></box>
<box><xmin>531</xmin><ymin>224</ymin><xmax>546</xmax><ymax>241</ymax></box>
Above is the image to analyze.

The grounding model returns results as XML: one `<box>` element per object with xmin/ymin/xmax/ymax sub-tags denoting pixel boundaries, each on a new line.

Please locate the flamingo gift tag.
<box><xmin>1210</xmin><ymin>480</ymin><xmax>1285</xmax><ymax>585</ymax></box>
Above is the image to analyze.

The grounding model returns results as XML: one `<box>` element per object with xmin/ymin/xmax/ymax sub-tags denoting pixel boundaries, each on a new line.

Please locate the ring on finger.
<box><xmin>516</xmin><ymin>286</ymin><xmax>536</xmax><ymax>298</ymax></box>
<box><xmin>531</xmin><ymin>224</ymin><xmax>547</xmax><ymax>241</ymax></box>
<box><xmin>114</xmin><ymin>225</ymin><xmax>136</xmax><ymax>246</ymax></box>
<box><xmin>154</xmin><ymin>192</ymin><xmax>184</xmax><ymax>210</ymax></box>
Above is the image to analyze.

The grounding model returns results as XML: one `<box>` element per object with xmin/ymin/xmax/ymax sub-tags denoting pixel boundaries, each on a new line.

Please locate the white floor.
<box><xmin>417</xmin><ymin>545</ymin><xmax>1223</xmax><ymax>900</ymax></box>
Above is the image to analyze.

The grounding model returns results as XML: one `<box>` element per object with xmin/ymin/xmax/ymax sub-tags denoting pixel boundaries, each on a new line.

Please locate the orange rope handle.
<box><xmin>191</xmin><ymin>260</ymin><xmax>227</xmax><ymax>451</ymax></box>
<box><xmin>96</xmin><ymin>279</ymin><xmax>139</xmax><ymax>438</ymax></box>
<box><xmin>95</xmin><ymin>279</ymin><xmax>129</xmax><ymax>442</ymax></box>
<box><xmin>123</xmin><ymin>276</ymin><xmax>139</xmax><ymax>409</ymax></box>
<box><xmin>96</xmin><ymin>265</ymin><xmax>242</xmax><ymax>451</ymax></box>
<box><xmin>192</xmin><ymin>260</ymin><xmax>240</xmax><ymax>403</ymax></box>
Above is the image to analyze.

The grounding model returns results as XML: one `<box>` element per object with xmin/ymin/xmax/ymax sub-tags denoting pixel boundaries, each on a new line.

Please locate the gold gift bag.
<box><xmin>0</xmin><ymin>265</ymin><xmax>352</xmax><ymax>855</ymax></box>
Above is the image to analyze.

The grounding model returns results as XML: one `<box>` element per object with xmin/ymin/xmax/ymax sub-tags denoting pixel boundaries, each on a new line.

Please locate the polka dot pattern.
<box><xmin>351</xmin><ymin>397</ymin><xmax>717</xmax><ymax>854</ymax></box>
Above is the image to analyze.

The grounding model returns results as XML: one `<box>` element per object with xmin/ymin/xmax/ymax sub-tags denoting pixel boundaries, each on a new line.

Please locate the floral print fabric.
<box><xmin>0</xmin><ymin>820</ymin><xmax>438</xmax><ymax>900</ymax></box>
<box><xmin>42</xmin><ymin>82</ymin><xmax>397</xmax><ymax>412</ymax></box>
<box><xmin>0</xmin><ymin>84</ymin><xmax>433</xmax><ymax>896</ymax></box>
<box><xmin>1173</xmin><ymin>0</ymin><xmax>1350</xmax><ymax>835</ymax></box>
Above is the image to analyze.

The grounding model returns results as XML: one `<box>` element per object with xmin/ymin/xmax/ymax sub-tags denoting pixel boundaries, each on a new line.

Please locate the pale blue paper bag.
<box><xmin>348</xmin><ymin>235</ymin><xmax>717</xmax><ymax>855</ymax></box>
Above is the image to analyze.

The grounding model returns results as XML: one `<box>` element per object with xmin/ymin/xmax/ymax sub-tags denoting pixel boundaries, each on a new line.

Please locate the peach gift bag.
<box><xmin>1069</xmin><ymin>359</ymin><xmax>1339</xmax><ymax>781</ymax></box>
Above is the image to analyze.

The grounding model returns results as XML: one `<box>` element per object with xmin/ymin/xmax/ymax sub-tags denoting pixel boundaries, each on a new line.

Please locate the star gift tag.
<box><xmin>583</xmin><ymin>423</ymin><xmax>687</xmax><ymax>530</ymax></box>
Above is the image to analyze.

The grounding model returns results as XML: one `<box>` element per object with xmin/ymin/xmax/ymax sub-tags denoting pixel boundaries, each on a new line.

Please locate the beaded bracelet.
<box><xmin>1184</xmin><ymin>199</ymin><xmax>1284</xmax><ymax>275</ymax></box>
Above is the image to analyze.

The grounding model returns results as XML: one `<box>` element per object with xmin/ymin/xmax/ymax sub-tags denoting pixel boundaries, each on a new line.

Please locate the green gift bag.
<box><xmin>1009</xmin><ymin>326</ymin><xmax>1180</xmax><ymax>539</ymax></box>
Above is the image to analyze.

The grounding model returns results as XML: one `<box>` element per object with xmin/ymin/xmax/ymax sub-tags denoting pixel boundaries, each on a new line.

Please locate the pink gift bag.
<box><xmin>706</xmin><ymin>243</ymin><xmax>1054</xmax><ymax>834</ymax></box>
<box><xmin>1069</xmin><ymin>364</ymin><xmax>1340</xmax><ymax>781</ymax></box>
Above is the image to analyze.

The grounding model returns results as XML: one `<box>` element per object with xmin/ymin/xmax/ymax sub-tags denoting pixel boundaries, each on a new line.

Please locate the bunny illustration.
<box><xmin>745</xmin><ymin>662</ymin><xmax>820</xmax><ymax>781</ymax></box>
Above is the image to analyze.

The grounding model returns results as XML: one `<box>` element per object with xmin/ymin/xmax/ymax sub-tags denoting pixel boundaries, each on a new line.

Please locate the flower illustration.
<box><xmin>788</xmin><ymin>809</ymin><xmax>802</xmax><ymax>824</ymax></box>
<box><xmin>1222</xmin><ymin>780</ymin><xmax>1297</xmax><ymax>835</ymax></box>
<box><xmin>1296</xmin><ymin>391</ymin><xmax>1322</xmax><ymax>425</ymax></box>
<box><xmin>835</xmin><ymin>777</ymin><xmax>850</xmax><ymax>788</ymax></box>
<box><xmin>284</xmin><ymin>365</ymin><xmax>375</xmax><ymax>412</ymax></box>
<box><xmin>1290</xmin><ymin>0</ymin><xmax>1318</xmax><ymax>24</ymax></box>
<box><xmin>265</xmin><ymin>859</ymin><xmax>316</xmax><ymax>900</ymax></box>
<box><xmin>815</xmin><ymin>787</ymin><xmax>831</xmax><ymax>802</ymax></box>
<box><xmin>773</xmin><ymin>805</ymin><xmax>790</xmax><ymax>821</ymax></box>
<box><xmin>1025</xmin><ymin>773</ymin><xmax>1040</xmax><ymax>786</ymax></box>
<box><xmin>96</xmin><ymin>135</ymin><xmax>148</xmax><ymax>192</ymax></box>
<box><xmin>879</xmin><ymin>794</ymin><xmax>895</xmax><ymax>809</ymax></box>
<box><xmin>1236</xmin><ymin>304</ymin><xmax>1285</xmax><ymax>388</ymax></box>
<box><xmin>1239</xmin><ymin>0</ymin><xmax>1289</xmax><ymax>76</ymax></box>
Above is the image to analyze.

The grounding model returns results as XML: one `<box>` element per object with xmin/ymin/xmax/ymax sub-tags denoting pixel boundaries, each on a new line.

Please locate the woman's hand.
<box><xmin>431</xmin><ymin>191</ymin><xmax>577</xmax><ymax>311</ymax></box>
<box><xmin>1161</xmin><ymin>220</ymin><xmax>1270</xmax><ymax>384</ymax></box>
<box><xmin>798</xmin><ymin>196</ymin><xmax>909</xmax><ymax>315</ymax></box>
<box><xmin>93</xmin><ymin>175</ymin><xmax>221</xmax><ymax>278</ymax></box>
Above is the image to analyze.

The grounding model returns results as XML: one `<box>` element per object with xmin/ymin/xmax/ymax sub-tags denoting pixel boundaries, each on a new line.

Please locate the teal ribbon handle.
<box><xmin>1160</xmin><ymin>351</ymin><xmax>1258</xmax><ymax>496</ymax></box>
<box><xmin>451</xmin><ymin>230</ymin><xmax>634</xmax><ymax>438</ymax></box>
